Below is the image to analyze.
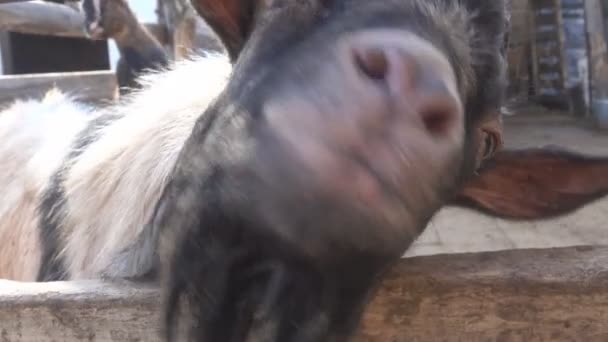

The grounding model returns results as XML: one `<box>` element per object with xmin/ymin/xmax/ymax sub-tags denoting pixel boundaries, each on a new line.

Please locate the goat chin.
<box><xmin>0</xmin><ymin>53</ymin><xmax>232</xmax><ymax>282</ymax></box>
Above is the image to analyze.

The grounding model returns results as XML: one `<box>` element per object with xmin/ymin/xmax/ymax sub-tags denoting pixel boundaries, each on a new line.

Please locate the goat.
<box><xmin>0</xmin><ymin>0</ymin><xmax>607</xmax><ymax>341</ymax></box>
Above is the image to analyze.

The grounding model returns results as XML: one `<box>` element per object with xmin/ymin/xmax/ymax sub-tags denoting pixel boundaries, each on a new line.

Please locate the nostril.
<box><xmin>422</xmin><ymin>110</ymin><xmax>452</xmax><ymax>137</ymax></box>
<box><xmin>353</xmin><ymin>47</ymin><xmax>389</xmax><ymax>81</ymax></box>
<box><xmin>419</xmin><ymin>98</ymin><xmax>459</xmax><ymax>138</ymax></box>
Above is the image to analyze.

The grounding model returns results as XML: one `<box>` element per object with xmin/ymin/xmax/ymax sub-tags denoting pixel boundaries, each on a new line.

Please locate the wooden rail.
<box><xmin>0</xmin><ymin>70</ymin><xmax>118</xmax><ymax>106</ymax></box>
<box><xmin>0</xmin><ymin>245</ymin><xmax>606</xmax><ymax>341</ymax></box>
<box><xmin>0</xmin><ymin>0</ymin><xmax>36</xmax><ymax>4</ymax></box>
<box><xmin>0</xmin><ymin>1</ymin><xmax>86</xmax><ymax>38</ymax></box>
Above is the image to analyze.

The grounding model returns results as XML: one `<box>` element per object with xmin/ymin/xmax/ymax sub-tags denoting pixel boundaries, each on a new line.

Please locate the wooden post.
<box><xmin>584</xmin><ymin>0</ymin><xmax>608</xmax><ymax>110</ymax></box>
<box><xmin>0</xmin><ymin>246</ymin><xmax>607</xmax><ymax>341</ymax></box>
<box><xmin>529</xmin><ymin>5</ymin><xmax>540</xmax><ymax>97</ymax></box>
<box><xmin>530</xmin><ymin>0</ymin><xmax>569</xmax><ymax>110</ymax></box>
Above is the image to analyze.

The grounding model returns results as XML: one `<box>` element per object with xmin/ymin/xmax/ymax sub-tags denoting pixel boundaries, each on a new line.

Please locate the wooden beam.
<box><xmin>0</xmin><ymin>246</ymin><xmax>607</xmax><ymax>341</ymax></box>
<box><xmin>0</xmin><ymin>70</ymin><xmax>118</xmax><ymax>106</ymax></box>
<box><xmin>0</xmin><ymin>0</ymin><xmax>35</xmax><ymax>4</ymax></box>
<box><xmin>0</xmin><ymin>1</ymin><xmax>87</xmax><ymax>38</ymax></box>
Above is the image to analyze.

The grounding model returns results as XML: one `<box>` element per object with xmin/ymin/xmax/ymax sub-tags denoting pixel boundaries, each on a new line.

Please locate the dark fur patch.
<box><xmin>36</xmin><ymin>171</ymin><xmax>69</xmax><ymax>282</ymax></box>
<box><xmin>37</xmin><ymin>112</ymin><xmax>120</xmax><ymax>282</ymax></box>
<box><xmin>117</xmin><ymin>46</ymin><xmax>169</xmax><ymax>93</ymax></box>
<box><xmin>159</xmin><ymin>0</ymin><xmax>509</xmax><ymax>340</ymax></box>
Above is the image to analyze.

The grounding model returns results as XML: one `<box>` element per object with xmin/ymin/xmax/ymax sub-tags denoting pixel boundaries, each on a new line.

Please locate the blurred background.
<box><xmin>0</xmin><ymin>0</ymin><xmax>156</xmax><ymax>73</ymax></box>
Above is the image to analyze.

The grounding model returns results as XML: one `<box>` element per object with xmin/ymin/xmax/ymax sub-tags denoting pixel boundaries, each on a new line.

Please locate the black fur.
<box><xmin>37</xmin><ymin>113</ymin><xmax>120</xmax><ymax>282</ymax></box>
<box><xmin>116</xmin><ymin>46</ymin><xmax>169</xmax><ymax>94</ymax></box>
<box><xmin>157</xmin><ymin>0</ymin><xmax>509</xmax><ymax>341</ymax></box>
<box><xmin>36</xmin><ymin>172</ymin><xmax>69</xmax><ymax>282</ymax></box>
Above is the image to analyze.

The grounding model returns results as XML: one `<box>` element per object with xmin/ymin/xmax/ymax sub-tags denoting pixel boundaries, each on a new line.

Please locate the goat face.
<box><xmin>154</xmin><ymin>0</ymin><xmax>608</xmax><ymax>341</ymax></box>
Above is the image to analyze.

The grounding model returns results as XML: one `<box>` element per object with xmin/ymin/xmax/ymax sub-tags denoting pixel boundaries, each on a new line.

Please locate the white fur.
<box><xmin>0</xmin><ymin>53</ymin><xmax>232</xmax><ymax>281</ymax></box>
<box><xmin>0</xmin><ymin>91</ymin><xmax>92</xmax><ymax>280</ymax></box>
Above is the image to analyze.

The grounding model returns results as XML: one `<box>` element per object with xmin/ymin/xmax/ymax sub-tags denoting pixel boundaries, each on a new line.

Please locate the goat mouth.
<box><xmin>351</xmin><ymin>152</ymin><xmax>404</xmax><ymax>201</ymax></box>
<box><xmin>312</xmin><ymin>145</ymin><xmax>409</xmax><ymax>217</ymax></box>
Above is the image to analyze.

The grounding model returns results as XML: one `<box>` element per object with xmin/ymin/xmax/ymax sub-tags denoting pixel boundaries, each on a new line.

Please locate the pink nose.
<box><xmin>351</xmin><ymin>41</ymin><xmax>461</xmax><ymax>138</ymax></box>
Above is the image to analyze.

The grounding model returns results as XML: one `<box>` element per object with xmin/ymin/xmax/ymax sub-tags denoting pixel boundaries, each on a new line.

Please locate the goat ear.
<box><xmin>451</xmin><ymin>147</ymin><xmax>608</xmax><ymax>220</ymax></box>
<box><xmin>190</xmin><ymin>0</ymin><xmax>255</xmax><ymax>61</ymax></box>
<box><xmin>472</xmin><ymin>111</ymin><xmax>504</xmax><ymax>170</ymax></box>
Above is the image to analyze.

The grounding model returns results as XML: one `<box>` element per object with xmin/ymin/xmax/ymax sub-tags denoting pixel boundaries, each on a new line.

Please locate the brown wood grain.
<box><xmin>358</xmin><ymin>245</ymin><xmax>608</xmax><ymax>341</ymax></box>
<box><xmin>0</xmin><ymin>245</ymin><xmax>607</xmax><ymax>341</ymax></box>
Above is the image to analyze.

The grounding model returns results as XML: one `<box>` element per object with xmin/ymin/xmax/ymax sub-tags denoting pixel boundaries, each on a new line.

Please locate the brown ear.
<box><xmin>451</xmin><ymin>147</ymin><xmax>608</xmax><ymax>220</ymax></box>
<box><xmin>472</xmin><ymin>110</ymin><xmax>504</xmax><ymax>170</ymax></box>
<box><xmin>190</xmin><ymin>0</ymin><xmax>254</xmax><ymax>61</ymax></box>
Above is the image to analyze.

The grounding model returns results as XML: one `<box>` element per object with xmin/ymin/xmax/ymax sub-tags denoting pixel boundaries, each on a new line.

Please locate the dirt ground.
<box><xmin>406</xmin><ymin>105</ymin><xmax>608</xmax><ymax>257</ymax></box>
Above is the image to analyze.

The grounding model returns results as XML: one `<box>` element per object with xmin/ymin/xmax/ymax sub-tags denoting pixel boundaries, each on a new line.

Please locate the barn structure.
<box><xmin>0</xmin><ymin>0</ymin><xmax>223</xmax><ymax>106</ymax></box>
<box><xmin>3</xmin><ymin>0</ymin><xmax>608</xmax><ymax>125</ymax></box>
<box><xmin>0</xmin><ymin>1</ymin><xmax>607</xmax><ymax>341</ymax></box>
<box><xmin>507</xmin><ymin>0</ymin><xmax>608</xmax><ymax>126</ymax></box>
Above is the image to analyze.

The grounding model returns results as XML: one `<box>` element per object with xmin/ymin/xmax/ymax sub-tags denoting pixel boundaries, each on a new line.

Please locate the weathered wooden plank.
<box><xmin>0</xmin><ymin>70</ymin><xmax>118</xmax><ymax>106</ymax></box>
<box><xmin>0</xmin><ymin>1</ymin><xmax>86</xmax><ymax>38</ymax></box>
<box><xmin>359</xmin><ymin>245</ymin><xmax>608</xmax><ymax>341</ymax></box>
<box><xmin>0</xmin><ymin>246</ymin><xmax>607</xmax><ymax>341</ymax></box>
<box><xmin>0</xmin><ymin>280</ymin><xmax>161</xmax><ymax>341</ymax></box>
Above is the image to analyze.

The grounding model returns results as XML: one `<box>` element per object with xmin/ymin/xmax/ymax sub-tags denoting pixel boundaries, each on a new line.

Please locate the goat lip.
<box><xmin>338</xmin><ymin>151</ymin><xmax>405</xmax><ymax>208</ymax></box>
<box><xmin>368</xmin><ymin>163</ymin><xmax>401</xmax><ymax>200</ymax></box>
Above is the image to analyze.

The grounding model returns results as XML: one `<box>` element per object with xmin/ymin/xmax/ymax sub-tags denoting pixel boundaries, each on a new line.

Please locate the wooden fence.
<box><xmin>0</xmin><ymin>246</ymin><xmax>607</xmax><ymax>341</ymax></box>
<box><xmin>0</xmin><ymin>70</ymin><xmax>118</xmax><ymax>106</ymax></box>
<box><xmin>0</xmin><ymin>1</ymin><xmax>86</xmax><ymax>38</ymax></box>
